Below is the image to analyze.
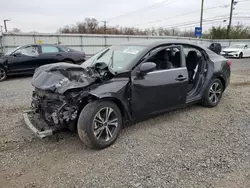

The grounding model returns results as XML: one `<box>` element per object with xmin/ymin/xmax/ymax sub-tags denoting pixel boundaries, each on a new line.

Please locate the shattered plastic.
<box><xmin>31</xmin><ymin>62</ymin><xmax>97</xmax><ymax>94</ymax></box>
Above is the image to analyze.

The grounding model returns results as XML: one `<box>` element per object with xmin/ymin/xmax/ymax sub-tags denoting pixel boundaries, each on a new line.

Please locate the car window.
<box><xmin>183</xmin><ymin>46</ymin><xmax>202</xmax><ymax>58</ymax></box>
<box><xmin>15</xmin><ymin>46</ymin><xmax>39</xmax><ymax>56</ymax></box>
<box><xmin>145</xmin><ymin>46</ymin><xmax>182</xmax><ymax>71</ymax></box>
<box><xmin>59</xmin><ymin>46</ymin><xmax>76</xmax><ymax>52</ymax></box>
<box><xmin>41</xmin><ymin>46</ymin><xmax>59</xmax><ymax>53</ymax></box>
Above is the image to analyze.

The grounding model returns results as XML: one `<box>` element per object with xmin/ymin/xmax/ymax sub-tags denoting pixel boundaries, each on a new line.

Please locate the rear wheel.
<box><xmin>0</xmin><ymin>66</ymin><xmax>7</xmax><ymax>82</ymax></box>
<box><xmin>77</xmin><ymin>100</ymin><xmax>122</xmax><ymax>149</ymax></box>
<box><xmin>202</xmin><ymin>78</ymin><xmax>223</xmax><ymax>107</ymax></box>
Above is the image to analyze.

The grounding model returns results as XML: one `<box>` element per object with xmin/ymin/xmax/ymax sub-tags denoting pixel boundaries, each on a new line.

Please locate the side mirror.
<box><xmin>138</xmin><ymin>62</ymin><xmax>156</xmax><ymax>76</ymax></box>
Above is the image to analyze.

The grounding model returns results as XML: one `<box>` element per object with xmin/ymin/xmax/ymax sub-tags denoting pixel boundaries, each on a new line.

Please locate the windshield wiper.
<box><xmin>109</xmin><ymin>50</ymin><xmax>115</xmax><ymax>68</ymax></box>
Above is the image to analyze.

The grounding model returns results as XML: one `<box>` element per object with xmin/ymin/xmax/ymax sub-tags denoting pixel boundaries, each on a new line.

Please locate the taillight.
<box><xmin>226</xmin><ymin>60</ymin><xmax>231</xmax><ymax>67</ymax></box>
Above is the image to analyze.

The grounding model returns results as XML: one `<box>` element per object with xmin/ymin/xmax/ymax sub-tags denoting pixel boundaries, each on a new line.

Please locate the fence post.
<box><xmin>33</xmin><ymin>35</ymin><xmax>36</xmax><ymax>44</ymax></box>
<box><xmin>80</xmin><ymin>35</ymin><xmax>83</xmax><ymax>51</ymax></box>
<box><xmin>57</xmin><ymin>35</ymin><xmax>60</xmax><ymax>45</ymax></box>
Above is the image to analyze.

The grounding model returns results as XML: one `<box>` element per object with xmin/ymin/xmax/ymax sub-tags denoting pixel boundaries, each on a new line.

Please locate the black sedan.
<box><xmin>0</xmin><ymin>44</ymin><xmax>86</xmax><ymax>81</ymax></box>
<box><xmin>23</xmin><ymin>40</ymin><xmax>231</xmax><ymax>149</ymax></box>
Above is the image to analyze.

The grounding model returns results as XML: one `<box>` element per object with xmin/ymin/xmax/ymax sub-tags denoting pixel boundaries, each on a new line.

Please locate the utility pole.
<box><xmin>200</xmin><ymin>0</ymin><xmax>204</xmax><ymax>32</ymax></box>
<box><xmin>4</xmin><ymin>19</ymin><xmax>10</xmax><ymax>32</ymax></box>
<box><xmin>102</xmin><ymin>21</ymin><xmax>108</xmax><ymax>34</ymax></box>
<box><xmin>227</xmin><ymin>0</ymin><xmax>235</xmax><ymax>38</ymax></box>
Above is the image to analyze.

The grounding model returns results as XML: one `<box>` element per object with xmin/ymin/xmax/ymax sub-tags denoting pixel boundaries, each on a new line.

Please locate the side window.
<box><xmin>183</xmin><ymin>45</ymin><xmax>204</xmax><ymax>80</ymax></box>
<box><xmin>15</xmin><ymin>46</ymin><xmax>39</xmax><ymax>56</ymax></box>
<box><xmin>146</xmin><ymin>46</ymin><xmax>182</xmax><ymax>71</ymax></box>
<box><xmin>41</xmin><ymin>46</ymin><xmax>59</xmax><ymax>53</ymax></box>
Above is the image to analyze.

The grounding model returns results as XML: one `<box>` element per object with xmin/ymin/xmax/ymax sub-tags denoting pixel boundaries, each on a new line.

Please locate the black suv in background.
<box><xmin>209</xmin><ymin>43</ymin><xmax>222</xmax><ymax>54</ymax></box>
<box><xmin>0</xmin><ymin>44</ymin><xmax>86</xmax><ymax>81</ymax></box>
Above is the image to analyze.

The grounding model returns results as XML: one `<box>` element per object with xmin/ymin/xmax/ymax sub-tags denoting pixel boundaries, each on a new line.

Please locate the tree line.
<box><xmin>58</xmin><ymin>18</ymin><xmax>250</xmax><ymax>39</ymax></box>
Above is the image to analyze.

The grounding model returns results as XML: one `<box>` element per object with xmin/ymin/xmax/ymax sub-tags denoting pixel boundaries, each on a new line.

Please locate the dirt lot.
<box><xmin>1</xmin><ymin>59</ymin><xmax>250</xmax><ymax>188</ymax></box>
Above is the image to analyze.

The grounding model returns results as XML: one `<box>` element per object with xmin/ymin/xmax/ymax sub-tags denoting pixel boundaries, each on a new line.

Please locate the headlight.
<box><xmin>230</xmin><ymin>51</ymin><xmax>240</xmax><ymax>54</ymax></box>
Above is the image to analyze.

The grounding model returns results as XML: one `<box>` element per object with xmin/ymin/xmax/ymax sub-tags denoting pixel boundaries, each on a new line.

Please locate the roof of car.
<box><xmin>118</xmin><ymin>39</ymin><xmax>207</xmax><ymax>50</ymax></box>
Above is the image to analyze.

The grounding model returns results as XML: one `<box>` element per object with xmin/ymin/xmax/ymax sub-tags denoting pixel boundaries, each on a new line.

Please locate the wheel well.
<box><xmin>88</xmin><ymin>95</ymin><xmax>129</xmax><ymax>121</ymax></box>
<box><xmin>217</xmin><ymin>76</ymin><xmax>225</xmax><ymax>91</ymax></box>
<box><xmin>63</xmin><ymin>58</ymin><xmax>74</xmax><ymax>63</ymax></box>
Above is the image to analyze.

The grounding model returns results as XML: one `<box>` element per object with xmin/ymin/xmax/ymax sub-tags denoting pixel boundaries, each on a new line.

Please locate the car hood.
<box><xmin>223</xmin><ymin>48</ymin><xmax>242</xmax><ymax>52</ymax></box>
<box><xmin>31</xmin><ymin>62</ymin><xmax>98</xmax><ymax>94</ymax></box>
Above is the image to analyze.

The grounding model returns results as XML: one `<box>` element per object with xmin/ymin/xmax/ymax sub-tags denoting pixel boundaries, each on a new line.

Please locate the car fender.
<box><xmin>0</xmin><ymin>58</ymin><xmax>8</xmax><ymax>71</ymax></box>
<box><xmin>89</xmin><ymin>78</ymin><xmax>132</xmax><ymax>120</ymax></box>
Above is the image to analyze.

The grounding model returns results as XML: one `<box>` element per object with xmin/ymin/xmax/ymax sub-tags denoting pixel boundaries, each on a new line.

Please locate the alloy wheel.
<box><xmin>209</xmin><ymin>82</ymin><xmax>221</xmax><ymax>104</ymax></box>
<box><xmin>0</xmin><ymin>67</ymin><xmax>6</xmax><ymax>81</ymax></box>
<box><xmin>92</xmin><ymin>107</ymin><xmax>118</xmax><ymax>141</ymax></box>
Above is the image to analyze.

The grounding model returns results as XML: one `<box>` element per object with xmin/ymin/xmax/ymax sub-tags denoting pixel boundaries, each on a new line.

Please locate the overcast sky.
<box><xmin>1</xmin><ymin>0</ymin><xmax>250</xmax><ymax>33</ymax></box>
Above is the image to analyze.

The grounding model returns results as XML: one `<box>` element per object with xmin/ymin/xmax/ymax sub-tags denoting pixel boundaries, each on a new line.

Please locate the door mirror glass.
<box><xmin>138</xmin><ymin>62</ymin><xmax>156</xmax><ymax>76</ymax></box>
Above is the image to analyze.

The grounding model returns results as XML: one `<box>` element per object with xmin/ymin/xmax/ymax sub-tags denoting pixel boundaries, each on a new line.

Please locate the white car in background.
<box><xmin>221</xmin><ymin>44</ymin><xmax>250</xmax><ymax>58</ymax></box>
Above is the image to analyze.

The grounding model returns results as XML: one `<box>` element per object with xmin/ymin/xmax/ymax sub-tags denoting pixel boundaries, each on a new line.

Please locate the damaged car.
<box><xmin>23</xmin><ymin>40</ymin><xmax>231</xmax><ymax>149</ymax></box>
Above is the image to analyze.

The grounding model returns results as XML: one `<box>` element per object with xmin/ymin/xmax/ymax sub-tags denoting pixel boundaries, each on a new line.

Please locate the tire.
<box><xmin>0</xmin><ymin>66</ymin><xmax>7</xmax><ymax>82</ymax></box>
<box><xmin>77</xmin><ymin>100</ymin><xmax>122</xmax><ymax>149</ymax></box>
<box><xmin>201</xmin><ymin>78</ymin><xmax>223</xmax><ymax>108</ymax></box>
<box><xmin>64</xmin><ymin>60</ymin><xmax>74</xmax><ymax>64</ymax></box>
<box><xmin>239</xmin><ymin>52</ymin><xmax>243</xmax><ymax>59</ymax></box>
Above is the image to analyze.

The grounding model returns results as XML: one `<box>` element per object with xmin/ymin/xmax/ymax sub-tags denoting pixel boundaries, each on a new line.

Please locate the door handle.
<box><xmin>175</xmin><ymin>75</ymin><xmax>187</xmax><ymax>81</ymax></box>
<box><xmin>56</xmin><ymin>54</ymin><xmax>62</xmax><ymax>56</ymax></box>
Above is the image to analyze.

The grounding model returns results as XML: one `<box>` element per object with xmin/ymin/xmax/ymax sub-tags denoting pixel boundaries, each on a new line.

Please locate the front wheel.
<box><xmin>77</xmin><ymin>100</ymin><xmax>122</xmax><ymax>149</ymax></box>
<box><xmin>0</xmin><ymin>66</ymin><xmax>7</xmax><ymax>82</ymax></box>
<box><xmin>239</xmin><ymin>52</ymin><xmax>243</xmax><ymax>59</ymax></box>
<box><xmin>202</xmin><ymin>78</ymin><xmax>223</xmax><ymax>107</ymax></box>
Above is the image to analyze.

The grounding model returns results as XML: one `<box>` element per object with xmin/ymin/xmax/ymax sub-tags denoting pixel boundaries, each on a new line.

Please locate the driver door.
<box><xmin>8</xmin><ymin>45</ymin><xmax>39</xmax><ymax>74</ymax></box>
<box><xmin>131</xmin><ymin>45</ymin><xmax>189</xmax><ymax>118</ymax></box>
<box><xmin>243</xmin><ymin>45</ymin><xmax>250</xmax><ymax>56</ymax></box>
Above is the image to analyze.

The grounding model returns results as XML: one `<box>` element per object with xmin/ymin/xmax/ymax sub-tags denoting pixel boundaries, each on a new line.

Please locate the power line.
<box><xmin>161</xmin><ymin>14</ymin><xmax>250</xmax><ymax>29</ymax></box>
<box><xmin>106</xmin><ymin>0</ymin><xmax>179</xmax><ymax>21</ymax></box>
<box><xmin>132</xmin><ymin>5</ymin><xmax>230</xmax><ymax>27</ymax></box>
<box><xmin>162</xmin><ymin>14</ymin><xmax>230</xmax><ymax>28</ymax></box>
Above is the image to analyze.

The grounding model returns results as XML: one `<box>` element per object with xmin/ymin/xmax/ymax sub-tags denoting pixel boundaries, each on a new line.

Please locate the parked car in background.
<box><xmin>23</xmin><ymin>40</ymin><xmax>231</xmax><ymax>149</ymax></box>
<box><xmin>0</xmin><ymin>44</ymin><xmax>86</xmax><ymax>81</ymax></box>
<box><xmin>221</xmin><ymin>44</ymin><xmax>250</xmax><ymax>58</ymax></box>
<box><xmin>208</xmin><ymin>43</ymin><xmax>221</xmax><ymax>54</ymax></box>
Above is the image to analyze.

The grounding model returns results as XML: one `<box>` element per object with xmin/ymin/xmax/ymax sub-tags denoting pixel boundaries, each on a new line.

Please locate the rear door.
<box><xmin>131</xmin><ymin>45</ymin><xmax>188</xmax><ymax>118</ymax></box>
<box><xmin>38</xmin><ymin>45</ymin><xmax>63</xmax><ymax>66</ymax></box>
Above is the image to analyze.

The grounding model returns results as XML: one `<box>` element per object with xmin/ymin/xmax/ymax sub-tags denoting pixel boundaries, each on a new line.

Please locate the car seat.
<box><xmin>186</xmin><ymin>51</ymin><xmax>198</xmax><ymax>82</ymax></box>
<box><xmin>156</xmin><ymin>50</ymin><xmax>173</xmax><ymax>70</ymax></box>
<box><xmin>172</xmin><ymin>51</ymin><xmax>181</xmax><ymax>68</ymax></box>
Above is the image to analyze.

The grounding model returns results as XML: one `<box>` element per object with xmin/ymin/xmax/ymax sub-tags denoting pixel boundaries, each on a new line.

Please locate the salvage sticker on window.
<box><xmin>123</xmin><ymin>48</ymin><xmax>140</xmax><ymax>55</ymax></box>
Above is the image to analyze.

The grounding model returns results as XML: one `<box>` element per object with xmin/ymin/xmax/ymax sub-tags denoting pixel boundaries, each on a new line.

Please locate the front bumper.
<box><xmin>23</xmin><ymin>110</ymin><xmax>54</xmax><ymax>139</ymax></box>
<box><xmin>221</xmin><ymin>53</ymin><xmax>239</xmax><ymax>58</ymax></box>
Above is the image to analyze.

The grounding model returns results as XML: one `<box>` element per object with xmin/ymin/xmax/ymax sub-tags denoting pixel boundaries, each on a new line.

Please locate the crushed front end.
<box><xmin>23</xmin><ymin>62</ymin><xmax>98</xmax><ymax>138</ymax></box>
<box><xmin>23</xmin><ymin>88</ymin><xmax>79</xmax><ymax>139</ymax></box>
<box><xmin>23</xmin><ymin>62</ymin><xmax>114</xmax><ymax>138</ymax></box>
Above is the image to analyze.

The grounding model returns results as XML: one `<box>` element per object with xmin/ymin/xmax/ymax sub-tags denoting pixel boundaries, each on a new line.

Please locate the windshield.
<box><xmin>5</xmin><ymin>46</ymin><xmax>22</xmax><ymax>55</ymax></box>
<box><xmin>82</xmin><ymin>45</ymin><xmax>146</xmax><ymax>72</ymax></box>
<box><xmin>229</xmin><ymin>44</ymin><xmax>245</xmax><ymax>49</ymax></box>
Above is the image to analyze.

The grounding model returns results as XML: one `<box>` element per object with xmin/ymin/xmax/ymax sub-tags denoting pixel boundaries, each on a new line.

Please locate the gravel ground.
<box><xmin>1</xmin><ymin>59</ymin><xmax>250</xmax><ymax>188</ymax></box>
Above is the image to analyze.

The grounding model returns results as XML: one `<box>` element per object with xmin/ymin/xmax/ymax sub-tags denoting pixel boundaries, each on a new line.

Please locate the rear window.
<box><xmin>41</xmin><ymin>46</ymin><xmax>59</xmax><ymax>53</ymax></box>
